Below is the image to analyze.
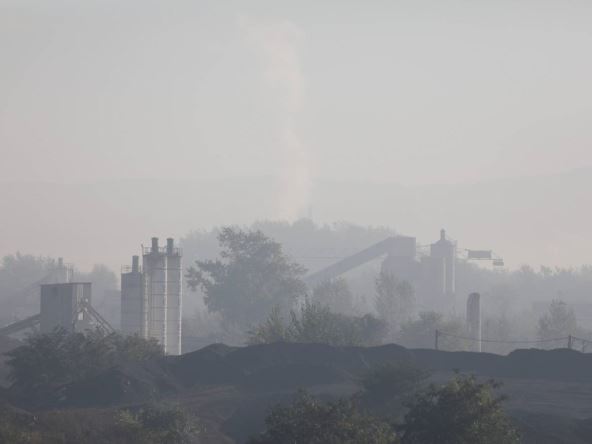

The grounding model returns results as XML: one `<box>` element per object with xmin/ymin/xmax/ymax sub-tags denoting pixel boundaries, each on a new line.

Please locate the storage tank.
<box><xmin>143</xmin><ymin>238</ymin><xmax>168</xmax><ymax>353</ymax></box>
<box><xmin>165</xmin><ymin>238</ymin><xmax>182</xmax><ymax>355</ymax></box>
<box><xmin>121</xmin><ymin>255</ymin><xmax>145</xmax><ymax>337</ymax></box>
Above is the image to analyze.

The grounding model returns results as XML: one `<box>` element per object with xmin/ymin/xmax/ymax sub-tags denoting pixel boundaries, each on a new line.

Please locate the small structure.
<box><xmin>0</xmin><ymin>259</ymin><xmax>113</xmax><ymax>336</ymax></box>
<box><xmin>466</xmin><ymin>292</ymin><xmax>482</xmax><ymax>352</ymax></box>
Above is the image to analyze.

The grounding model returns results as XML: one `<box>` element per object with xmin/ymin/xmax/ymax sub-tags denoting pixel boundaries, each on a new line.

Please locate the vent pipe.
<box><xmin>166</xmin><ymin>238</ymin><xmax>174</xmax><ymax>255</ymax></box>
<box><xmin>151</xmin><ymin>237</ymin><xmax>159</xmax><ymax>253</ymax></box>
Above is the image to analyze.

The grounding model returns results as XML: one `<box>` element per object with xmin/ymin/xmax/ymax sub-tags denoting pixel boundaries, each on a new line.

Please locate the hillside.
<box><xmin>1</xmin><ymin>168</ymin><xmax>591</xmax><ymax>271</ymax></box>
<box><xmin>3</xmin><ymin>340</ymin><xmax>592</xmax><ymax>443</ymax></box>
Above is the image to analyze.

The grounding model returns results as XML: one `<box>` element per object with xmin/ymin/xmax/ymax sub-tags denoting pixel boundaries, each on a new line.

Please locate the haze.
<box><xmin>1</xmin><ymin>0</ymin><xmax>591</xmax><ymax>269</ymax></box>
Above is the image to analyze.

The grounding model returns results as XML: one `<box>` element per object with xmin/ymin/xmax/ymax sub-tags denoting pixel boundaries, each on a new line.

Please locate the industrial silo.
<box><xmin>121</xmin><ymin>255</ymin><xmax>146</xmax><ymax>337</ymax></box>
<box><xmin>143</xmin><ymin>237</ymin><xmax>168</xmax><ymax>353</ymax></box>
<box><xmin>165</xmin><ymin>238</ymin><xmax>182</xmax><ymax>355</ymax></box>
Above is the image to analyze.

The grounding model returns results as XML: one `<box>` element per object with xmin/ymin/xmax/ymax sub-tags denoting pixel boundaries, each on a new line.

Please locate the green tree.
<box><xmin>0</xmin><ymin>253</ymin><xmax>58</xmax><ymax>323</ymax></box>
<box><xmin>6</xmin><ymin>329</ymin><xmax>163</xmax><ymax>400</ymax></box>
<box><xmin>248</xmin><ymin>390</ymin><xmax>399</xmax><ymax>444</ymax></box>
<box><xmin>375</xmin><ymin>272</ymin><xmax>415</xmax><ymax>337</ymax></box>
<box><xmin>186</xmin><ymin>228</ymin><xmax>307</xmax><ymax>329</ymax></box>
<box><xmin>247</xmin><ymin>301</ymin><xmax>386</xmax><ymax>346</ymax></box>
<box><xmin>398</xmin><ymin>311</ymin><xmax>465</xmax><ymax>351</ymax></box>
<box><xmin>401</xmin><ymin>374</ymin><xmax>519</xmax><ymax>444</ymax></box>
<box><xmin>312</xmin><ymin>278</ymin><xmax>355</xmax><ymax>315</ymax></box>
<box><xmin>247</xmin><ymin>305</ymin><xmax>290</xmax><ymax>345</ymax></box>
<box><xmin>537</xmin><ymin>299</ymin><xmax>577</xmax><ymax>344</ymax></box>
<box><xmin>115</xmin><ymin>404</ymin><xmax>199</xmax><ymax>444</ymax></box>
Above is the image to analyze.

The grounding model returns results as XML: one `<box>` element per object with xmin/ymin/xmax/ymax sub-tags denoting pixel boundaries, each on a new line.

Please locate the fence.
<box><xmin>434</xmin><ymin>329</ymin><xmax>592</xmax><ymax>353</ymax></box>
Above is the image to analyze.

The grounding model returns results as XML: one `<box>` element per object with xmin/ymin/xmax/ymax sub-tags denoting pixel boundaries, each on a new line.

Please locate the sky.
<box><xmin>1</xmin><ymin>0</ymin><xmax>592</xmax><ymax>268</ymax></box>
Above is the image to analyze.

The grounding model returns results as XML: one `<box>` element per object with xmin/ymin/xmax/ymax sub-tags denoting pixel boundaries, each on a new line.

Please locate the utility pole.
<box><xmin>435</xmin><ymin>329</ymin><xmax>440</xmax><ymax>351</ymax></box>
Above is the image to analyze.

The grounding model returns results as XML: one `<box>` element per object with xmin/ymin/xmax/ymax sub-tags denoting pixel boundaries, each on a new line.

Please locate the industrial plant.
<box><xmin>0</xmin><ymin>230</ymin><xmax>494</xmax><ymax>353</ymax></box>
<box><xmin>305</xmin><ymin>229</ymin><xmax>500</xmax><ymax>312</ymax></box>
<box><xmin>0</xmin><ymin>237</ymin><xmax>183</xmax><ymax>356</ymax></box>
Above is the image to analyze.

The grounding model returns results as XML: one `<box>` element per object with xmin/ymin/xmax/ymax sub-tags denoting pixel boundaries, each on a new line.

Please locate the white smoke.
<box><xmin>240</xmin><ymin>16</ymin><xmax>311</xmax><ymax>220</ymax></box>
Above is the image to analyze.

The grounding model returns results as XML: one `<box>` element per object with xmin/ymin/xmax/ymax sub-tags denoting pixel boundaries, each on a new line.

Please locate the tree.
<box><xmin>401</xmin><ymin>374</ymin><xmax>520</xmax><ymax>444</ymax></box>
<box><xmin>398</xmin><ymin>311</ymin><xmax>465</xmax><ymax>351</ymax></box>
<box><xmin>247</xmin><ymin>390</ymin><xmax>399</xmax><ymax>444</ymax></box>
<box><xmin>186</xmin><ymin>227</ymin><xmax>307</xmax><ymax>329</ymax></box>
<box><xmin>0</xmin><ymin>253</ymin><xmax>58</xmax><ymax>323</ymax></box>
<box><xmin>537</xmin><ymin>299</ymin><xmax>577</xmax><ymax>344</ymax></box>
<box><xmin>115</xmin><ymin>404</ymin><xmax>199</xmax><ymax>444</ymax></box>
<box><xmin>375</xmin><ymin>272</ymin><xmax>415</xmax><ymax>337</ymax></box>
<box><xmin>246</xmin><ymin>305</ymin><xmax>290</xmax><ymax>345</ymax></box>
<box><xmin>247</xmin><ymin>301</ymin><xmax>386</xmax><ymax>346</ymax></box>
<box><xmin>6</xmin><ymin>329</ymin><xmax>163</xmax><ymax>400</ymax></box>
<box><xmin>312</xmin><ymin>278</ymin><xmax>355</xmax><ymax>315</ymax></box>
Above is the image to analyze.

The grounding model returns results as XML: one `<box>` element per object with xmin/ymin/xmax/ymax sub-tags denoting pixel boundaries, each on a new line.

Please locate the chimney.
<box><xmin>166</xmin><ymin>238</ymin><xmax>174</xmax><ymax>255</ymax></box>
<box><xmin>151</xmin><ymin>237</ymin><xmax>159</xmax><ymax>253</ymax></box>
<box><xmin>132</xmin><ymin>255</ymin><xmax>139</xmax><ymax>273</ymax></box>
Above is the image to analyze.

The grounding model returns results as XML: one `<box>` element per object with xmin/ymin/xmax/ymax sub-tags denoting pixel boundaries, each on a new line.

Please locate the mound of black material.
<box><xmin>170</xmin><ymin>342</ymin><xmax>413</xmax><ymax>389</ymax></box>
<box><xmin>0</xmin><ymin>335</ymin><xmax>21</xmax><ymax>387</ymax></box>
<box><xmin>22</xmin><ymin>342</ymin><xmax>592</xmax><ymax>409</ymax></box>
<box><xmin>170</xmin><ymin>343</ymin><xmax>592</xmax><ymax>389</ymax></box>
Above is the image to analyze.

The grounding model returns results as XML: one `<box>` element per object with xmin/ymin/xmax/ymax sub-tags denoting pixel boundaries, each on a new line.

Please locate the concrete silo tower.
<box><xmin>143</xmin><ymin>238</ymin><xmax>168</xmax><ymax>351</ymax></box>
<box><xmin>121</xmin><ymin>237</ymin><xmax>183</xmax><ymax>355</ymax></box>
<box><xmin>165</xmin><ymin>238</ymin><xmax>182</xmax><ymax>356</ymax></box>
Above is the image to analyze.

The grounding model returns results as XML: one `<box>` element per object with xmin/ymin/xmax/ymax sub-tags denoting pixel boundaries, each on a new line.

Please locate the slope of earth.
<box><xmin>0</xmin><ymin>335</ymin><xmax>20</xmax><ymax>387</ymax></box>
<box><xmin>5</xmin><ymin>341</ymin><xmax>592</xmax><ymax>443</ymax></box>
<box><xmin>163</xmin><ymin>343</ymin><xmax>592</xmax><ymax>443</ymax></box>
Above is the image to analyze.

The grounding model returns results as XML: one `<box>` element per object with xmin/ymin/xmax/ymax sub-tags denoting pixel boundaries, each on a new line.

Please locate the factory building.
<box><xmin>121</xmin><ymin>237</ymin><xmax>182</xmax><ymax>355</ymax></box>
<box><xmin>304</xmin><ymin>229</ymin><xmax>494</xmax><ymax>313</ymax></box>
<box><xmin>1</xmin><ymin>258</ymin><xmax>113</xmax><ymax>337</ymax></box>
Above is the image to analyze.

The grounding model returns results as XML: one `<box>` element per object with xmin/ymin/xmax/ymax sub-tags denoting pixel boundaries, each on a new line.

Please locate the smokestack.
<box><xmin>132</xmin><ymin>255</ymin><xmax>139</xmax><ymax>273</ymax></box>
<box><xmin>440</xmin><ymin>229</ymin><xmax>446</xmax><ymax>241</ymax></box>
<box><xmin>166</xmin><ymin>238</ymin><xmax>174</xmax><ymax>255</ymax></box>
<box><xmin>151</xmin><ymin>237</ymin><xmax>159</xmax><ymax>253</ymax></box>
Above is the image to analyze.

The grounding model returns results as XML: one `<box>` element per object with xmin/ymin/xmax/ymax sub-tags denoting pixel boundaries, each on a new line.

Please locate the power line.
<box><xmin>438</xmin><ymin>330</ymin><xmax>592</xmax><ymax>346</ymax></box>
<box><xmin>439</xmin><ymin>331</ymin><xmax>566</xmax><ymax>344</ymax></box>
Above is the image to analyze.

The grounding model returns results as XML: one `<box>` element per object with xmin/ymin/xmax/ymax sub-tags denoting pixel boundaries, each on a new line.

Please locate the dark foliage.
<box><xmin>247</xmin><ymin>390</ymin><xmax>399</xmax><ymax>444</ymax></box>
<box><xmin>5</xmin><ymin>329</ymin><xmax>163</xmax><ymax>401</ymax></box>
<box><xmin>247</xmin><ymin>301</ymin><xmax>387</xmax><ymax>346</ymax></box>
<box><xmin>186</xmin><ymin>227</ymin><xmax>307</xmax><ymax>329</ymax></box>
<box><xmin>401</xmin><ymin>374</ymin><xmax>520</xmax><ymax>444</ymax></box>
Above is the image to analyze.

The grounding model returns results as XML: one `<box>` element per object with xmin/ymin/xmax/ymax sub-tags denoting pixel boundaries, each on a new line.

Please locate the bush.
<box><xmin>360</xmin><ymin>361</ymin><xmax>429</xmax><ymax>404</ymax></box>
<box><xmin>247</xmin><ymin>301</ymin><xmax>387</xmax><ymax>346</ymax></box>
<box><xmin>248</xmin><ymin>390</ymin><xmax>399</xmax><ymax>444</ymax></box>
<box><xmin>5</xmin><ymin>329</ymin><xmax>163</xmax><ymax>400</ymax></box>
<box><xmin>398</xmin><ymin>311</ymin><xmax>466</xmax><ymax>351</ymax></box>
<box><xmin>115</xmin><ymin>404</ymin><xmax>199</xmax><ymax>444</ymax></box>
<box><xmin>401</xmin><ymin>374</ymin><xmax>520</xmax><ymax>444</ymax></box>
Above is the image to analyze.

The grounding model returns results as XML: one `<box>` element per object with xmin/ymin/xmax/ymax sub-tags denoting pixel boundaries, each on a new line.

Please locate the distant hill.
<box><xmin>0</xmin><ymin>168</ymin><xmax>590</xmax><ymax>270</ymax></box>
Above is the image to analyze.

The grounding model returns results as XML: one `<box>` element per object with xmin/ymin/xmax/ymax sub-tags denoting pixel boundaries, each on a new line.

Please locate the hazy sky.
<box><xmin>2</xmin><ymin>0</ymin><xmax>592</xmax><ymax>186</ymax></box>
<box><xmin>1</xmin><ymin>1</ymin><xmax>592</xmax><ymax>269</ymax></box>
